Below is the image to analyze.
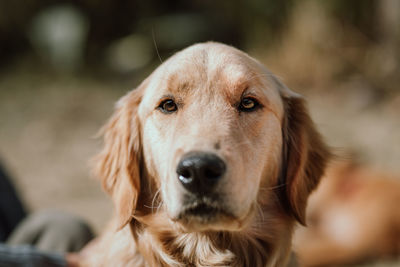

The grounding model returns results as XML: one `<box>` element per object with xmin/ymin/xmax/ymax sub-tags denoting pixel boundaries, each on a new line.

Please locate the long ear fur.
<box><xmin>281</xmin><ymin>93</ymin><xmax>330</xmax><ymax>225</ymax></box>
<box><xmin>93</xmin><ymin>87</ymin><xmax>144</xmax><ymax>229</ymax></box>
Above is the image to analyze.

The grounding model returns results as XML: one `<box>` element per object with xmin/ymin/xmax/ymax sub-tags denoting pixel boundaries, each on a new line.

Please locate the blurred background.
<box><xmin>0</xmin><ymin>0</ymin><xmax>399</xmax><ymax>265</ymax></box>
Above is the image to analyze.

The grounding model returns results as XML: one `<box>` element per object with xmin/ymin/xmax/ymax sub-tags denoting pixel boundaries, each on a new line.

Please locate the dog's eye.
<box><xmin>158</xmin><ymin>99</ymin><xmax>178</xmax><ymax>113</ymax></box>
<box><xmin>239</xmin><ymin>97</ymin><xmax>259</xmax><ymax>112</ymax></box>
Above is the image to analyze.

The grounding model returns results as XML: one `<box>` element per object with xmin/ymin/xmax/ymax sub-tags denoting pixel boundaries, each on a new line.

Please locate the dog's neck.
<box><xmin>129</xmin><ymin>207</ymin><xmax>294</xmax><ymax>267</ymax></box>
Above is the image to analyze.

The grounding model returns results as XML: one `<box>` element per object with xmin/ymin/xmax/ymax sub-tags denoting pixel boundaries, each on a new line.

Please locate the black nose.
<box><xmin>176</xmin><ymin>152</ymin><xmax>226</xmax><ymax>194</ymax></box>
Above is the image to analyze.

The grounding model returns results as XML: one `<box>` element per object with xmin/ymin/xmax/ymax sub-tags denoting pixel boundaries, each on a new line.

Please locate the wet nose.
<box><xmin>176</xmin><ymin>152</ymin><xmax>226</xmax><ymax>194</ymax></box>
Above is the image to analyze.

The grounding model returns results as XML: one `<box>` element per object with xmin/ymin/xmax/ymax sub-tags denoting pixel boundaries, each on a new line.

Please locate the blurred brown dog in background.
<box><xmin>294</xmin><ymin>161</ymin><xmax>400</xmax><ymax>266</ymax></box>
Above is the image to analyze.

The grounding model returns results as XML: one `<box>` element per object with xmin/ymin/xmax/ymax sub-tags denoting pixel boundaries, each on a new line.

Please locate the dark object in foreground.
<box><xmin>0</xmin><ymin>162</ymin><xmax>26</xmax><ymax>242</ymax></box>
<box><xmin>0</xmin><ymin>160</ymin><xmax>93</xmax><ymax>266</ymax></box>
<box><xmin>0</xmin><ymin>244</ymin><xmax>67</xmax><ymax>267</ymax></box>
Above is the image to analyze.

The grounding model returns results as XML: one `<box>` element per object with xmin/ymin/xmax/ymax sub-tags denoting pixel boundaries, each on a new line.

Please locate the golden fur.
<box><xmin>78</xmin><ymin>42</ymin><xmax>330</xmax><ymax>267</ymax></box>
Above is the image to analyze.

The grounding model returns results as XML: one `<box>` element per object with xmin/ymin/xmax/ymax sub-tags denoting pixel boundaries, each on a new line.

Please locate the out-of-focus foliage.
<box><xmin>0</xmin><ymin>0</ymin><xmax>289</xmax><ymax>71</ymax></box>
<box><xmin>1</xmin><ymin>0</ymin><xmax>399</xmax><ymax>93</ymax></box>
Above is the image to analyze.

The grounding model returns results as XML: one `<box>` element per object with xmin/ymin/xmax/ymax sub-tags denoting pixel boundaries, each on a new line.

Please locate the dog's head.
<box><xmin>95</xmin><ymin>42</ymin><xmax>329</xmax><ymax>232</ymax></box>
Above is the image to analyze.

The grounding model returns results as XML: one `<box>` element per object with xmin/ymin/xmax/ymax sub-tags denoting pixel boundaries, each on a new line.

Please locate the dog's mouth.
<box><xmin>182</xmin><ymin>202</ymin><xmax>223</xmax><ymax>218</ymax></box>
<box><xmin>173</xmin><ymin>195</ymin><xmax>237</xmax><ymax>230</ymax></box>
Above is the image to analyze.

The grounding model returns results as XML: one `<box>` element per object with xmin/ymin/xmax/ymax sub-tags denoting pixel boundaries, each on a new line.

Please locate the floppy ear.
<box><xmin>93</xmin><ymin>87</ymin><xmax>143</xmax><ymax>229</ymax></box>
<box><xmin>281</xmin><ymin>92</ymin><xmax>330</xmax><ymax>225</ymax></box>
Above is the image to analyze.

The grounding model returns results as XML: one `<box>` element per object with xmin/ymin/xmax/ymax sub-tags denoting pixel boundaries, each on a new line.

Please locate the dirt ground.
<box><xmin>0</xmin><ymin>62</ymin><xmax>399</xmax><ymax>266</ymax></box>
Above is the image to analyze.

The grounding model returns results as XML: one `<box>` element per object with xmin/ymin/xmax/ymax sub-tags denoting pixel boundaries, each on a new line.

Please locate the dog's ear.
<box><xmin>93</xmin><ymin>86</ymin><xmax>144</xmax><ymax>229</ymax></box>
<box><xmin>280</xmin><ymin>88</ymin><xmax>330</xmax><ymax>225</ymax></box>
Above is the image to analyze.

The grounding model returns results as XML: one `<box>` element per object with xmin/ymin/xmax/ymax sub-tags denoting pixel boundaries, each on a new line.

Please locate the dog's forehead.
<box><xmin>163</xmin><ymin>43</ymin><xmax>259</xmax><ymax>85</ymax></box>
<box><xmin>141</xmin><ymin>43</ymin><xmax>284</xmax><ymax>115</ymax></box>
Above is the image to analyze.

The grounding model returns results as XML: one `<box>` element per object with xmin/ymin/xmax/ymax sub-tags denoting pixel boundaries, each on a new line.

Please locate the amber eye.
<box><xmin>239</xmin><ymin>97</ymin><xmax>259</xmax><ymax>112</ymax></box>
<box><xmin>158</xmin><ymin>99</ymin><xmax>178</xmax><ymax>113</ymax></box>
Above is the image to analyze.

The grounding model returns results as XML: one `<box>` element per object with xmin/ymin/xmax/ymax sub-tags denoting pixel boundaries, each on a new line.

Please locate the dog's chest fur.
<box><xmin>87</xmin><ymin>221</ymin><xmax>293</xmax><ymax>267</ymax></box>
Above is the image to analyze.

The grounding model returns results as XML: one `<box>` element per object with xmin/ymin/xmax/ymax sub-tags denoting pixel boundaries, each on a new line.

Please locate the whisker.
<box><xmin>255</xmin><ymin>203</ymin><xmax>265</xmax><ymax>224</ymax></box>
<box><xmin>156</xmin><ymin>199</ymin><xmax>164</xmax><ymax>213</ymax></box>
<box><xmin>152</xmin><ymin>189</ymin><xmax>162</xmax><ymax>211</ymax></box>
<box><xmin>143</xmin><ymin>189</ymin><xmax>163</xmax><ymax>212</ymax></box>
<box><xmin>263</xmin><ymin>183</ymin><xmax>288</xmax><ymax>191</ymax></box>
<box><xmin>152</xmin><ymin>28</ymin><xmax>163</xmax><ymax>63</ymax></box>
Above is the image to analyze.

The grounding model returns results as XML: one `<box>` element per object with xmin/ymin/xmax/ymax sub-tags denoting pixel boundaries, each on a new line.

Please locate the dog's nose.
<box><xmin>176</xmin><ymin>152</ymin><xmax>226</xmax><ymax>193</ymax></box>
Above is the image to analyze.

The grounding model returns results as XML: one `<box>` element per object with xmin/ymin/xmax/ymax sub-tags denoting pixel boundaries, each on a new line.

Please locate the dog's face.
<box><xmin>96</xmin><ymin>42</ymin><xmax>329</xmax><ymax>233</ymax></box>
<box><xmin>139</xmin><ymin>44</ymin><xmax>284</xmax><ymax>231</ymax></box>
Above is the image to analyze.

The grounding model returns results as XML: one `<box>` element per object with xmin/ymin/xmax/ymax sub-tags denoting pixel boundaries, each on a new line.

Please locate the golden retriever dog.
<box><xmin>294</xmin><ymin>161</ymin><xmax>400</xmax><ymax>266</ymax></box>
<box><xmin>79</xmin><ymin>42</ymin><xmax>330</xmax><ymax>267</ymax></box>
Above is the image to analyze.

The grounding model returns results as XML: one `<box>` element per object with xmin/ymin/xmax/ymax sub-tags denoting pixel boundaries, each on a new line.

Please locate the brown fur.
<box><xmin>294</xmin><ymin>162</ymin><xmax>400</xmax><ymax>266</ymax></box>
<box><xmin>79</xmin><ymin>42</ymin><xmax>330</xmax><ymax>267</ymax></box>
